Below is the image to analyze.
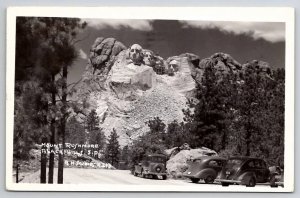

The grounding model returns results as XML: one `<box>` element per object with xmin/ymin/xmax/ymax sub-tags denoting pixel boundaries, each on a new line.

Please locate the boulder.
<box><xmin>166</xmin><ymin>147</ymin><xmax>217</xmax><ymax>178</ymax></box>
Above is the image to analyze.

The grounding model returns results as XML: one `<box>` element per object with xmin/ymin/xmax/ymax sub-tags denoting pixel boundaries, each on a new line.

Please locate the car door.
<box><xmin>254</xmin><ymin>159</ymin><xmax>268</xmax><ymax>183</ymax></box>
<box><xmin>208</xmin><ymin>159</ymin><xmax>223</xmax><ymax>174</ymax></box>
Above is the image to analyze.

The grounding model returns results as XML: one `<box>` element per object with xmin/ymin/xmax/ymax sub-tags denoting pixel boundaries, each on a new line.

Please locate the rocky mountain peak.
<box><xmin>76</xmin><ymin>37</ymin><xmax>274</xmax><ymax>147</ymax></box>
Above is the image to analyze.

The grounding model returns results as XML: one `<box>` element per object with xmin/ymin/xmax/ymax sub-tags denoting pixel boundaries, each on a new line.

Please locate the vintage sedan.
<box><xmin>133</xmin><ymin>154</ymin><xmax>167</xmax><ymax>180</ymax></box>
<box><xmin>183</xmin><ymin>156</ymin><xmax>227</xmax><ymax>184</ymax></box>
<box><xmin>216</xmin><ymin>157</ymin><xmax>270</xmax><ymax>187</ymax></box>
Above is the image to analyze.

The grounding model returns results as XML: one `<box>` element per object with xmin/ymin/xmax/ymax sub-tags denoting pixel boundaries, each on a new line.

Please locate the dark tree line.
<box><xmin>128</xmin><ymin>64</ymin><xmax>285</xmax><ymax>168</ymax></box>
<box><xmin>14</xmin><ymin>17</ymin><xmax>87</xmax><ymax>183</ymax></box>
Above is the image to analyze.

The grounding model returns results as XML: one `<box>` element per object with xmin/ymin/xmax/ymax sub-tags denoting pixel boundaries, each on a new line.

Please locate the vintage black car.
<box><xmin>183</xmin><ymin>156</ymin><xmax>227</xmax><ymax>184</ymax></box>
<box><xmin>216</xmin><ymin>157</ymin><xmax>270</xmax><ymax>187</ymax></box>
<box><xmin>133</xmin><ymin>154</ymin><xmax>167</xmax><ymax>180</ymax></box>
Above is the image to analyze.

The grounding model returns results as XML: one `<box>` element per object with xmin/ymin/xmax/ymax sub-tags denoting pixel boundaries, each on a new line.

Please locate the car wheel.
<box><xmin>221</xmin><ymin>182</ymin><xmax>230</xmax><ymax>187</ymax></box>
<box><xmin>162</xmin><ymin>175</ymin><xmax>167</xmax><ymax>180</ymax></box>
<box><xmin>270</xmin><ymin>175</ymin><xmax>278</xmax><ymax>188</ymax></box>
<box><xmin>246</xmin><ymin>177</ymin><xmax>256</xmax><ymax>187</ymax></box>
<box><xmin>204</xmin><ymin>175</ymin><xmax>214</xmax><ymax>184</ymax></box>
<box><xmin>133</xmin><ymin>171</ymin><xmax>138</xmax><ymax>176</ymax></box>
<box><xmin>191</xmin><ymin>178</ymin><xmax>200</xmax><ymax>183</ymax></box>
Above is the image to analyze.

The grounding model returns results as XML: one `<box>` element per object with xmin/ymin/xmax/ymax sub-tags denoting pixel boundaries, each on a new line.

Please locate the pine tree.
<box><xmin>105</xmin><ymin>129</ymin><xmax>120</xmax><ymax>167</ymax></box>
<box><xmin>120</xmin><ymin>145</ymin><xmax>130</xmax><ymax>167</ymax></box>
<box><xmin>188</xmin><ymin>66</ymin><xmax>235</xmax><ymax>151</ymax></box>
<box><xmin>14</xmin><ymin>17</ymin><xmax>87</xmax><ymax>183</ymax></box>
<box><xmin>146</xmin><ymin>116</ymin><xmax>166</xmax><ymax>144</ymax></box>
<box><xmin>128</xmin><ymin>117</ymin><xmax>167</xmax><ymax>168</ymax></box>
<box><xmin>86</xmin><ymin>109</ymin><xmax>106</xmax><ymax>151</ymax></box>
<box><xmin>165</xmin><ymin>120</ymin><xmax>188</xmax><ymax>148</ymax></box>
<box><xmin>66</xmin><ymin>117</ymin><xmax>85</xmax><ymax>144</ymax></box>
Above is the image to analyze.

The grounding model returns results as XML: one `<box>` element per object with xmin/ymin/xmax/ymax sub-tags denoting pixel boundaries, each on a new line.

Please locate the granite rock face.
<box><xmin>89</xmin><ymin>37</ymin><xmax>127</xmax><ymax>75</ymax></box>
<box><xmin>77</xmin><ymin>38</ymin><xmax>192</xmax><ymax>146</ymax></box>
<box><xmin>76</xmin><ymin>37</ymin><xmax>273</xmax><ymax>147</ymax></box>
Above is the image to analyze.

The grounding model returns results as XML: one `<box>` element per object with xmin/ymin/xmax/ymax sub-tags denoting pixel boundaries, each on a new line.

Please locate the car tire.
<box><xmin>221</xmin><ymin>182</ymin><xmax>230</xmax><ymax>187</ymax></box>
<box><xmin>162</xmin><ymin>175</ymin><xmax>167</xmax><ymax>180</ymax></box>
<box><xmin>246</xmin><ymin>177</ymin><xmax>256</xmax><ymax>187</ymax></box>
<box><xmin>270</xmin><ymin>175</ymin><xmax>278</xmax><ymax>188</ymax></box>
<box><xmin>204</xmin><ymin>175</ymin><xmax>214</xmax><ymax>184</ymax></box>
<box><xmin>191</xmin><ymin>178</ymin><xmax>200</xmax><ymax>183</ymax></box>
<box><xmin>133</xmin><ymin>171</ymin><xmax>138</xmax><ymax>177</ymax></box>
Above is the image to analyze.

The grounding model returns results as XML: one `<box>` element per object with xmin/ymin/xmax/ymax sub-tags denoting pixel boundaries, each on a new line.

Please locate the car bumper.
<box><xmin>277</xmin><ymin>182</ymin><xmax>284</xmax><ymax>185</ymax></box>
<box><xmin>145</xmin><ymin>171</ymin><xmax>167</xmax><ymax>176</ymax></box>
<box><xmin>215</xmin><ymin>178</ymin><xmax>241</xmax><ymax>184</ymax></box>
<box><xmin>274</xmin><ymin>181</ymin><xmax>284</xmax><ymax>187</ymax></box>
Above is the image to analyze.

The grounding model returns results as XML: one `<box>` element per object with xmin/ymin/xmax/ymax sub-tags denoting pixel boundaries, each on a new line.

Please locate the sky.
<box><xmin>69</xmin><ymin>19</ymin><xmax>285</xmax><ymax>84</ymax></box>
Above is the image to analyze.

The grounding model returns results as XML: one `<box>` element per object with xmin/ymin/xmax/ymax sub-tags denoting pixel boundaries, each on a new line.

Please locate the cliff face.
<box><xmin>76</xmin><ymin>37</ymin><xmax>273</xmax><ymax>147</ymax></box>
<box><xmin>76</xmin><ymin>38</ymin><xmax>197</xmax><ymax>146</ymax></box>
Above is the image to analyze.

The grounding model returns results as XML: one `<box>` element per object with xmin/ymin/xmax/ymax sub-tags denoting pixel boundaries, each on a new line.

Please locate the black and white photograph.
<box><xmin>6</xmin><ymin>7</ymin><xmax>294</xmax><ymax>192</ymax></box>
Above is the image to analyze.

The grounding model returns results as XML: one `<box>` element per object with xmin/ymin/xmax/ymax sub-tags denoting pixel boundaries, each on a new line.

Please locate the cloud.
<box><xmin>84</xmin><ymin>19</ymin><xmax>153</xmax><ymax>31</ymax></box>
<box><xmin>180</xmin><ymin>21</ymin><xmax>285</xmax><ymax>42</ymax></box>
<box><xmin>78</xmin><ymin>49</ymin><xmax>88</xmax><ymax>60</ymax></box>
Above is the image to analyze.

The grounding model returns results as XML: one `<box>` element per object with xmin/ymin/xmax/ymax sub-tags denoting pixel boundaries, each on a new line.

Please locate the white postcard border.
<box><xmin>6</xmin><ymin>6</ymin><xmax>295</xmax><ymax>192</ymax></box>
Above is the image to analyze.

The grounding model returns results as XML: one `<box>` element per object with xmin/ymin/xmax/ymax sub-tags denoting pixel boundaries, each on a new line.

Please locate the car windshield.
<box><xmin>149</xmin><ymin>156</ymin><xmax>165</xmax><ymax>163</ymax></box>
<box><xmin>226</xmin><ymin>159</ymin><xmax>243</xmax><ymax>169</ymax></box>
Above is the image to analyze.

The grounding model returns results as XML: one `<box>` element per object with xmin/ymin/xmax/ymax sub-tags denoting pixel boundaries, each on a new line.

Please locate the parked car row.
<box><xmin>132</xmin><ymin>154</ymin><xmax>284</xmax><ymax>187</ymax></box>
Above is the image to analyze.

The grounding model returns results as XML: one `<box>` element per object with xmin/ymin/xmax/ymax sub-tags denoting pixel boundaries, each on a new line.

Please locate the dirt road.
<box><xmin>21</xmin><ymin>168</ymin><xmax>197</xmax><ymax>185</ymax></box>
<box><xmin>19</xmin><ymin>168</ymin><xmax>279</xmax><ymax>189</ymax></box>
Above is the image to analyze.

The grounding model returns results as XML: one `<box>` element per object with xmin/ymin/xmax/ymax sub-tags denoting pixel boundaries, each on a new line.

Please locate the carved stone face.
<box><xmin>169</xmin><ymin>60</ymin><xmax>179</xmax><ymax>73</ymax></box>
<box><xmin>143</xmin><ymin>50</ymin><xmax>155</xmax><ymax>66</ymax></box>
<box><xmin>129</xmin><ymin>44</ymin><xmax>143</xmax><ymax>65</ymax></box>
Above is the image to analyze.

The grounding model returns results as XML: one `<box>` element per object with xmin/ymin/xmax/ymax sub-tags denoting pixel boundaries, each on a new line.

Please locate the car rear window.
<box><xmin>209</xmin><ymin>160</ymin><xmax>223</xmax><ymax>167</ymax></box>
<box><xmin>226</xmin><ymin>159</ymin><xmax>243</xmax><ymax>169</ymax></box>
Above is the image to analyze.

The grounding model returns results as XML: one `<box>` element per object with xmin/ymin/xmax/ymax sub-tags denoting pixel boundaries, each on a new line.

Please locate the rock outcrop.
<box><xmin>166</xmin><ymin>147</ymin><xmax>217</xmax><ymax>178</ymax></box>
<box><xmin>89</xmin><ymin>37</ymin><xmax>127</xmax><ymax>75</ymax></box>
<box><xmin>77</xmin><ymin>37</ymin><xmax>274</xmax><ymax>148</ymax></box>
<box><xmin>242</xmin><ymin>60</ymin><xmax>272</xmax><ymax>76</ymax></box>
<box><xmin>77</xmin><ymin>39</ymin><xmax>192</xmax><ymax>146</ymax></box>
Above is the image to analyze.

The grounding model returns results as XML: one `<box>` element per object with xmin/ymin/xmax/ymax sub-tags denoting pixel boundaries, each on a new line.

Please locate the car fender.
<box><xmin>238</xmin><ymin>172</ymin><xmax>256</xmax><ymax>185</ymax></box>
<box><xmin>194</xmin><ymin>168</ymin><xmax>217</xmax><ymax>179</ymax></box>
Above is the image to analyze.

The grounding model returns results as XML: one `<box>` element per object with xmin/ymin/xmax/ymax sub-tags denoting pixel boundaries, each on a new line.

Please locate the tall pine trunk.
<box><xmin>40</xmin><ymin>138</ymin><xmax>47</xmax><ymax>183</ymax></box>
<box><xmin>58</xmin><ymin>64</ymin><xmax>68</xmax><ymax>184</ymax></box>
<box><xmin>48</xmin><ymin>75</ymin><xmax>56</xmax><ymax>184</ymax></box>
